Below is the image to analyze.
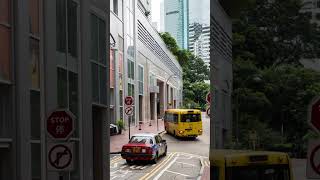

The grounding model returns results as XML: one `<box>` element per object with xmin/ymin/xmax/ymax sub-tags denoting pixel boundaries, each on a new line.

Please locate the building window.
<box><xmin>30</xmin><ymin>39</ymin><xmax>40</xmax><ymax>89</ymax></box>
<box><xmin>127</xmin><ymin>60</ymin><xmax>134</xmax><ymax>79</ymax></box>
<box><xmin>90</xmin><ymin>14</ymin><xmax>107</xmax><ymax>105</ymax></box>
<box><xmin>30</xmin><ymin>91</ymin><xmax>40</xmax><ymax>139</ymax></box>
<box><xmin>110</xmin><ymin>49</ymin><xmax>115</xmax><ymax>88</ymax></box>
<box><xmin>56</xmin><ymin>0</ymin><xmax>78</xmax><ymax>58</ymax></box>
<box><xmin>113</xmin><ymin>0</ymin><xmax>118</xmax><ymax>15</ymax></box>
<box><xmin>138</xmin><ymin>65</ymin><xmax>144</xmax><ymax>95</ymax></box>
<box><xmin>29</xmin><ymin>0</ymin><xmax>39</xmax><ymax>36</ymax></box>
<box><xmin>119</xmin><ymin>52</ymin><xmax>123</xmax><ymax>90</ymax></box>
<box><xmin>0</xmin><ymin>86</ymin><xmax>12</xmax><ymax>138</ymax></box>
<box><xmin>0</xmin><ymin>0</ymin><xmax>11</xmax><ymax>82</ymax></box>
<box><xmin>57</xmin><ymin>67</ymin><xmax>79</xmax><ymax>136</ymax></box>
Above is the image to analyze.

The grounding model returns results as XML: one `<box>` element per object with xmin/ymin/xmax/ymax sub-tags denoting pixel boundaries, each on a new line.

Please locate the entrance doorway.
<box><xmin>150</xmin><ymin>93</ymin><xmax>155</xmax><ymax>120</ymax></box>
<box><xmin>157</xmin><ymin>80</ymin><xmax>164</xmax><ymax>119</ymax></box>
<box><xmin>139</xmin><ymin>95</ymin><xmax>143</xmax><ymax>123</ymax></box>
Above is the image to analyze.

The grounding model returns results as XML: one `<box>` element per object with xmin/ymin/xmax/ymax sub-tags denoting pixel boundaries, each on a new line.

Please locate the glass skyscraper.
<box><xmin>164</xmin><ymin>0</ymin><xmax>189</xmax><ymax>49</ymax></box>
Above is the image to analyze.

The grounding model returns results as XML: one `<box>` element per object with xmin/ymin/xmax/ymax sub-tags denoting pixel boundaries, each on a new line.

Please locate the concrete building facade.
<box><xmin>0</xmin><ymin>0</ymin><xmax>181</xmax><ymax>179</ymax></box>
<box><xmin>210</xmin><ymin>0</ymin><xmax>233</xmax><ymax>149</ymax></box>
<box><xmin>110</xmin><ymin>0</ymin><xmax>183</xmax><ymax>127</ymax></box>
<box><xmin>0</xmin><ymin>0</ymin><xmax>111</xmax><ymax>179</ymax></box>
<box><xmin>164</xmin><ymin>0</ymin><xmax>189</xmax><ymax>49</ymax></box>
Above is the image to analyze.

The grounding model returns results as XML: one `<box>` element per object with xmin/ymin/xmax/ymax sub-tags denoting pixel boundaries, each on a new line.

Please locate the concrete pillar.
<box><xmin>14</xmin><ymin>0</ymin><xmax>31</xmax><ymax>179</ymax></box>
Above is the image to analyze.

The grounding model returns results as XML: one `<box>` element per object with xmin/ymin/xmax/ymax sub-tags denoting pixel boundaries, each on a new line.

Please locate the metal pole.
<box><xmin>129</xmin><ymin>116</ymin><xmax>131</xmax><ymax>140</ymax></box>
<box><xmin>157</xmin><ymin>117</ymin><xmax>159</xmax><ymax>131</ymax></box>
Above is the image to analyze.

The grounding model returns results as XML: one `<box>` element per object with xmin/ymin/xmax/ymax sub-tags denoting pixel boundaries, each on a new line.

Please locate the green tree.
<box><xmin>233</xmin><ymin>0</ymin><xmax>320</xmax><ymax>68</ymax></box>
<box><xmin>160</xmin><ymin>32</ymin><xmax>209</xmax><ymax>109</ymax></box>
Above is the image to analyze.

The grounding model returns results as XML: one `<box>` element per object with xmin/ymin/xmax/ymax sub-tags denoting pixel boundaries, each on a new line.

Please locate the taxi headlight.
<box><xmin>141</xmin><ymin>149</ymin><xmax>146</xmax><ymax>153</ymax></box>
<box><xmin>179</xmin><ymin>130</ymin><xmax>184</xmax><ymax>134</ymax></box>
<box><xmin>199</xmin><ymin>129</ymin><xmax>203</xmax><ymax>132</ymax></box>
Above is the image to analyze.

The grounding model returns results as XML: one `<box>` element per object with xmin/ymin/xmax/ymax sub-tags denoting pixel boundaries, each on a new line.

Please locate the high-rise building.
<box><xmin>188</xmin><ymin>0</ymin><xmax>210</xmax><ymax>65</ymax></box>
<box><xmin>189</xmin><ymin>23</ymin><xmax>210</xmax><ymax>66</ymax></box>
<box><xmin>164</xmin><ymin>0</ymin><xmax>189</xmax><ymax>49</ymax></box>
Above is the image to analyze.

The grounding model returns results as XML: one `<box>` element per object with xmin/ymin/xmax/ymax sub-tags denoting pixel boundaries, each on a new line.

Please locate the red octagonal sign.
<box><xmin>309</xmin><ymin>97</ymin><xmax>320</xmax><ymax>133</ymax></box>
<box><xmin>47</xmin><ymin>110</ymin><xmax>75</xmax><ymax>140</ymax></box>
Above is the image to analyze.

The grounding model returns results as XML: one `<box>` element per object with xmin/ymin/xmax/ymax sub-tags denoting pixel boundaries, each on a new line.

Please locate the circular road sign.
<box><xmin>125</xmin><ymin>106</ymin><xmax>134</xmax><ymax>116</ymax></box>
<box><xmin>47</xmin><ymin>109</ymin><xmax>75</xmax><ymax>140</ymax></box>
<box><xmin>206</xmin><ymin>106</ymin><xmax>211</xmax><ymax>117</ymax></box>
<box><xmin>310</xmin><ymin>144</ymin><xmax>320</xmax><ymax>175</ymax></box>
<box><xmin>48</xmin><ymin>144</ymin><xmax>73</xmax><ymax>170</ymax></box>
<box><xmin>125</xmin><ymin>96</ymin><xmax>134</xmax><ymax>106</ymax></box>
<box><xmin>309</xmin><ymin>97</ymin><xmax>320</xmax><ymax>133</ymax></box>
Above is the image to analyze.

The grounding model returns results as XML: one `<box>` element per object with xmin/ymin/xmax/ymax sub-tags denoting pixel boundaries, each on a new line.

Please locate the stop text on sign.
<box><xmin>47</xmin><ymin>109</ymin><xmax>75</xmax><ymax>140</ymax></box>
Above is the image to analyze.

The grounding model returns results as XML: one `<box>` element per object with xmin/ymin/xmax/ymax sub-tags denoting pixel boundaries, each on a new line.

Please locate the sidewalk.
<box><xmin>110</xmin><ymin>119</ymin><xmax>165</xmax><ymax>153</ymax></box>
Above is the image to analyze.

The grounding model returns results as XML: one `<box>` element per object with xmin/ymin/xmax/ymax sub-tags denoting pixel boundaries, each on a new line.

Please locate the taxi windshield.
<box><xmin>226</xmin><ymin>165</ymin><xmax>291</xmax><ymax>180</ymax></box>
<box><xmin>180</xmin><ymin>114</ymin><xmax>201</xmax><ymax>122</ymax></box>
<box><xmin>129</xmin><ymin>136</ymin><xmax>152</xmax><ymax>144</ymax></box>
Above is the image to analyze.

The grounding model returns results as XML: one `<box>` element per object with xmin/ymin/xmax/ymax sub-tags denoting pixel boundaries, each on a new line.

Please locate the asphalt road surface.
<box><xmin>110</xmin><ymin>113</ymin><xmax>210</xmax><ymax>180</ymax></box>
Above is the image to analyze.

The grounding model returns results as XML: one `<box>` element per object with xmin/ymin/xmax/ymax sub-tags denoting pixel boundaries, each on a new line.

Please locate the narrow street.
<box><xmin>110</xmin><ymin>113</ymin><xmax>210</xmax><ymax>180</ymax></box>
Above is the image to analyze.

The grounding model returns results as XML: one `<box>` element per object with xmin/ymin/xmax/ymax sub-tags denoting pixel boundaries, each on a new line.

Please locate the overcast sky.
<box><xmin>151</xmin><ymin>0</ymin><xmax>162</xmax><ymax>30</ymax></box>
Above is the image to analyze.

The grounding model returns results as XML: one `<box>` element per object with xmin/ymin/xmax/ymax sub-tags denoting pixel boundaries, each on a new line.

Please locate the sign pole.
<box><xmin>128</xmin><ymin>116</ymin><xmax>131</xmax><ymax>140</ymax></box>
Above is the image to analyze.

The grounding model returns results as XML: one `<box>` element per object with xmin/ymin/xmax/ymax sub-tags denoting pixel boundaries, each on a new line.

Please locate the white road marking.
<box><xmin>166</xmin><ymin>170</ymin><xmax>190</xmax><ymax>177</ymax></box>
<box><xmin>176</xmin><ymin>161</ymin><xmax>197</xmax><ymax>167</ymax></box>
<box><xmin>135</xmin><ymin>166</ymin><xmax>142</xmax><ymax>169</ymax></box>
<box><xmin>120</xmin><ymin>165</ymin><xmax>128</xmax><ymax>169</ymax></box>
<box><xmin>153</xmin><ymin>157</ymin><xmax>178</xmax><ymax>180</ymax></box>
<box><xmin>110</xmin><ymin>163</ymin><xmax>118</xmax><ymax>168</ymax></box>
<box><xmin>129</xmin><ymin>165</ymin><xmax>137</xmax><ymax>169</ymax></box>
<box><xmin>140</xmin><ymin>166</ymin><xmax>148</xmax><ymax>170</ymax></box>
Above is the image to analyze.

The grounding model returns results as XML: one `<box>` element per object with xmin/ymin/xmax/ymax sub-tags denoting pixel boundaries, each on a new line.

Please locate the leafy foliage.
<box><xmin>233</xmin><ymin>0</ymin><xmax>320</xmax><ymax>155</ymax></box>
<box><xmin>160</xmin><ymin>32</ymin><xmax>209</xmax><ymax>110</ymax></box>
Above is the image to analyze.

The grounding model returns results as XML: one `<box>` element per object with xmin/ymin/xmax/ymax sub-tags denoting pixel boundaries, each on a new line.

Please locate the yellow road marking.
<box><xmin>110</xmin><ymin>156</ymin><xmax>122</xmax><ymax>164</ymax></box>
<box><xmin>139</xmin><ymin>152</ymin><xmax>176</xmax><ymax>180</ymax></box>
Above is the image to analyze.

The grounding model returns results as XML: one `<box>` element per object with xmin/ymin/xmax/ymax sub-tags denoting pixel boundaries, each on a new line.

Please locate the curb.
<box><xmin>159</xmin><ymin>130</ymin><xmax>167</xmax><ymax>136</ymax></box>
<box><xmin>110</xmin><ymin>151</ymin><xmax>121</xmax><ymax>154</ymax></box>
<box><xmin>197</xmin><ymin>158</ymin><xmax>205</xmax><ymax>180</ymax></box>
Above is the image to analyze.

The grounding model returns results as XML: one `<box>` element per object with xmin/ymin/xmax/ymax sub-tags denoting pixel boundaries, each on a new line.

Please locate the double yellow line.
<box><xmin>110</xmin><ymin>156</ymin><xmax>122</xmax><ymax>164</ymax></box>
<box><xmin>139</xmin><ymin>152</ymin><xmax>177</xmax><ymax>180</ymax></box>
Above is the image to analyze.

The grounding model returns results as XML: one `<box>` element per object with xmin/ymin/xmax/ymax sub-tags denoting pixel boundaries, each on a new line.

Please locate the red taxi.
<box><xmin>121</xmin><ymin>133</ymin><xmax>167</xmax><ymax>164</ymax></box>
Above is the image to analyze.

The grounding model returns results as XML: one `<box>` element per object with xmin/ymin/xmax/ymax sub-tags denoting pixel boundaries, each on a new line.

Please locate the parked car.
<box><xmin>121</xmin><ymin>133</ymin><xmax>167</xmax><ymax>164</ymax></box>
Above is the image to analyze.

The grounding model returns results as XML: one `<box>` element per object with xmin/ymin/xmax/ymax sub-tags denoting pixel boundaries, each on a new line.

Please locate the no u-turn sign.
<box><xmin>307</xmin><ymin>139</ymin><xmax>320</xmax><ymax>178</ymax></box>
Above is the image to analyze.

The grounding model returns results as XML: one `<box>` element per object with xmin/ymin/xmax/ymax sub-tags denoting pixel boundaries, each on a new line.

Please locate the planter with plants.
<box><xmin>116</xmin><ymin>119</ymin><xmax>124</xmax><ymax>134</ymax></box>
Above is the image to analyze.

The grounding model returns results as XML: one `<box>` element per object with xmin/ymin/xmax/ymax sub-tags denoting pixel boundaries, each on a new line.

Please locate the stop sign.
<box><xmin>309</xmin><ymin>97</ymin><xmax>320</xmax><ymax>133</ymax></box>
<box><xmin>47</xmin><ymin>110</ymin><xmax>75</xmax><ymax>140</ymax></box>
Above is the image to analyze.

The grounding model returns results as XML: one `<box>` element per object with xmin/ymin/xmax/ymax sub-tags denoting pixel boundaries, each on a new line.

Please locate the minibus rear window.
<box><xmin>180</xmin><ymin>114</ymin><xmax>201</xmax><ymax>122</ymax></box>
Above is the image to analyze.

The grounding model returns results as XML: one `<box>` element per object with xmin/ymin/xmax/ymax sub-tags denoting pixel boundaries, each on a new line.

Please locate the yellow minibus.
<box><xmin>164</xmin><ymin>109</ymin><xmax>203</xmax><ymax>137</ymax></box>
